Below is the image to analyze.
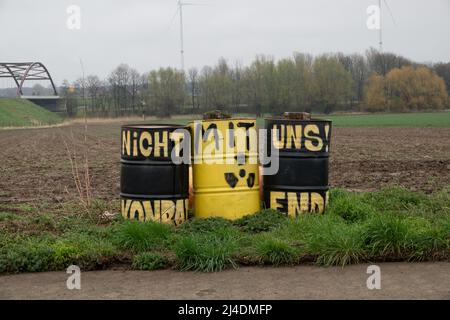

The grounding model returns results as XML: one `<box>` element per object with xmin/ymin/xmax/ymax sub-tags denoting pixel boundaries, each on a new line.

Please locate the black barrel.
<box><xmin>263</xmin><ymin>116</ymin><xmax>332</xmax><ymax>216</ymax></box>
<box><xmin>120</xmin><ymin>124</ymin><xmax>189</xmax><ymax>225</ymax></box>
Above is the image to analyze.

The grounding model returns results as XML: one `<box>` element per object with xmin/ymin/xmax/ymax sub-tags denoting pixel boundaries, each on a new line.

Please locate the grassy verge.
<box><xmin>0</xmin><ymin>98</ymin><xmax>62</xmax><ymax>127</ymax></box>
<box><xmin>0</xmin><ymin>186</ymin><xmax>449</xmax><ymax>273</ymax></box>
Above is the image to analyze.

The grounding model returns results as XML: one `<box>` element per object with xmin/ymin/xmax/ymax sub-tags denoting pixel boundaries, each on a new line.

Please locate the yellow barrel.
<box><xmin>190</xmin><ymin>118</ymin><xmax>260</xmax><ymax>219</ymax></box>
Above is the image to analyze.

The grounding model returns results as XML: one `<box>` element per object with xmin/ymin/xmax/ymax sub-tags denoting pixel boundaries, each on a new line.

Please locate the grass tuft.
<box><xmin>0</xmin><ymin>239</ymin><xmax>54</xmax><ymax>273</ymax></box>
<box><xmin>363</xmin><ymin>186</ymin><xmax>428</xmax><ymax>212</ymax></box>
<box><xmin>0</xmin><ymin>232</ymin><xmax>118</xmax><ymax>273</ymax></box>
<box><xmin>234</xmin><ymin>209</ymin><xmax>287</xmax><ymax>233</ymax></box>
<box><xmin>302</xmin><ymin>215</ymin><xmax>366</xmax><ymax>266</ymax></box>
<box><xmin>177</xmin><ymin>217</ymin><xmax>233</xmax><ymax>234</ymax></box>
<box><xmin>173</xmin><ymin>231</ymin><xmax>238</xmax><ymax>272</ymax></box>
<box><xmin>327</xmin><ymin>188</ymin><xmax>376</xmax><ymax>223</ymax></box>
<box><xmin>115</xmin><ymin>220</ymin><xmax>172</xmax><ymax>252</ymax></box>
<box><xmin>362</xmin><ymin>214</ymin><xmax>412</xmax><ymax>258</ymax></box>
<box><xmin>132</xmin><ymin>252</ymin><xmax>169</xmax><ymax>270</ymax></box>
<box><xmin>253</xmin><ymin>235</ymin><xmax>298</xmax><ymax>265</ymax></box>
<box><xmin>50</xmin><ymin>232</ymin><xmax>118</xmax><ymax>269</ymax></box>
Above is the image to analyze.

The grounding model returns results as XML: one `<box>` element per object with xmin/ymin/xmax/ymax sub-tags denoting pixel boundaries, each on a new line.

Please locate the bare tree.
<box><xmin>433</xmin><ymin>62</ymin><xmax>450</xmax><ymax>95</ymax></box>
<box><xmin>366</xmin><ymin>47</ymin><xmax>412</xmax><ymax>76</ymax></box>
<box><xmin>147</xmin><ymin>67</ymin><xmax>185</xmax><ymax>117</ymax></box>
<box><xmin>138</xmin><ymin>72</ymin><xmax>150</xmax><ymax>116</ymax></box>
<box><xmin>198</xmin><ymin>66</ymin><xmax>213</xmax><ymax>111</ymax></box>
<box><xmin>129</xmin><ymin>68</ymin><xmax>140</xmax><ymax>115</ymax></box>
<box><xmin>230</xmin><ymin>62</ymin><xmax>243</xmax><ymax>112</ymax></box>
<box><xmin>108</xmin><ymin>64</ymin><xmax>130</xmax><ymax>116</ymax></box>
<box><xmin>86</xmin><ymin>75</ymin><xmax>101</xmax><ymax>115</ymax></box>
<box><xmin>188</xmin><ymin>68</ymin><xmax>199</xmax><ymax>111</ymax></box>
<box><xmin>60</xmin><ymin>79</ymin><xmax>77</xmax><ymax>116</ymax></box>
<box><xmin>31</xmin><ymin>83</ymin><xmax>47</xmax><ymax>96</ymax></box>
<box><xmin>336</xmin><ymin>53</ymin><xmax>368</xmax><ymax>105</ymax></box>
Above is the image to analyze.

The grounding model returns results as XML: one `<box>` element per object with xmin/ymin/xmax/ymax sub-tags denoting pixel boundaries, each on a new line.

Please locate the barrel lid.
<box><xmin>202</xmin><ymin>110</ymin><xmax>232</xmax><ymax>120</ymax></box>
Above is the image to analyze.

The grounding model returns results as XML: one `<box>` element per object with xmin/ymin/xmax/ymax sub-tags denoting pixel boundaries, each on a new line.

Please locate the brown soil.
<box><xmin>0</xmin><ymin>125</ymin><xmax>449</xmax><ymax>205</ymax></box>
<box><xmin>330</xmin><ymin>127</ymin><xmax>450</xmax><ymax>193</ymax></box>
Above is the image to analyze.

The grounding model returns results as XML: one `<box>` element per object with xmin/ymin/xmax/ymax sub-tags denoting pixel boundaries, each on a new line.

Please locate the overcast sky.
<box><xmin>1</xmin><ymin>0</ymin><xmax>449</xmax><ymax>85</ymax></box>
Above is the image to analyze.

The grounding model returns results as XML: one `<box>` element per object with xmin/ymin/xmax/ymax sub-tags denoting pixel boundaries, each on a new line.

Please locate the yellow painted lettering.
<box><xmin>173</xmin><ymin>199</ymin><xmax>186</xmax><ymax>226</ymax></box>
<box><xmin>310</xmin><ymin>192</ymin><xmax>325</xmax><ymax>213</ymax></box>
<box><xmin>154</xmin><ymin>132</ymin><xmax>168</xmax><ymax>157</ymax></box>
<box><xmin>270</xmin><ymin>191</ymin><xmax>285</xmax><ymax>211</ymax></box>
<box><xmin>132</xmin><ymin>132</ymin><xmax>138</xmax><ymax>156</ymax></box>
<box><xmin>272</xmin><ymin>124</ymin><xmax>285</xmax><ymax>149</ymax></box>
<box><xmin>304</xmin><ymin>124</ymin><xmax>323</xmax><ymax>152</ymax></box>
<box><xmin>287</xmin><ymin>192</ymin><xmax>300</xmax><ymax>217</ymax></box>
<box><xmin>139</xmin><ymin>131</ymin><xmax>153</xmax><ymax>157</ymax></box>
<box><xmin>121</xmin><ymin>199</ymin><xmax>132</xmax><ymax>219</ymax></box>
<box><xmin>143</xmin><ymin>200</ymin><xmax>155</xmax><ymax>222</ymax></box>
<box><xmin>129</xmin><ymin>200</ymin><xmax>145</xmax><ymax>221</ymax></box>
<box><xmin>300</xmin><ymin>192</ymin><xmax>310</xmax><ymax>212</ymax></box>
<box><xmin>122</xmin><ymin>130</ymin><xmax>131</xmax><ymax>156</ymax></box>
<box><xmin>154</xmin><ymin>200</ymin><xmax>161</xmax><ymax>222</ymax></box>
<box><xmin>286</xmin><ymin>125</ymin><xmax>302</xmax><ymax>149</ymax></box>
<box><xmin>160</xmin><ymin>200</ymin><xmax>175</xmax><ymax>224</ymax></box>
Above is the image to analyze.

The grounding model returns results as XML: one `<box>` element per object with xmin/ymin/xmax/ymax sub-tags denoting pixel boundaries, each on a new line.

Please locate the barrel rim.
<box><xmin>121</xmin><ymin>123</ymin><xmax>188</xmax><ymax>130</ymax></box>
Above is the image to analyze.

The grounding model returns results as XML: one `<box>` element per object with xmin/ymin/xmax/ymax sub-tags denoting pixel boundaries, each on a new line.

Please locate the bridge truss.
<box><xmin>0</xmin><ymin>62</ymin><xmax>58</xmax><ymax>96</ymax></box>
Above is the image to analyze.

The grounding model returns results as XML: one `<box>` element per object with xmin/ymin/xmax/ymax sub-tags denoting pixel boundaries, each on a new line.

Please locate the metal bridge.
<box><xmin>0</xmin><ymin>62</ymin><xmax>61</xmax><ymax>111</ymax></box>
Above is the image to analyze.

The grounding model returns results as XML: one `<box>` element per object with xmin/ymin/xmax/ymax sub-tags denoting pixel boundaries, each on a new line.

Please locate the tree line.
<box><xmin>60</xmin><ymin>48</ymin><xmax>450</xmax><ymax>117</ymax></box>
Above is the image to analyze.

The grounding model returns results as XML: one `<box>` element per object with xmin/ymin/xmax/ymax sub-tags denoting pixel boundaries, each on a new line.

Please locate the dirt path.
<box><xmin>1</xmin><ymin>262</ymin><xmax>448</xmax><ymax>299</ymax></box>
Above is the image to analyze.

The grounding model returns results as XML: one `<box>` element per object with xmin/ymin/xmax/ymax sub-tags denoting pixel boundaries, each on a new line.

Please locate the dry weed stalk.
<box><xmin>61</xmin><ymin>127</ymin><xmax>92</xmax><ymax>213</ymax></box>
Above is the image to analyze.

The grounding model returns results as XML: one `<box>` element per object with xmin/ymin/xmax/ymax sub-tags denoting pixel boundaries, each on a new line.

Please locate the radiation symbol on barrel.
<box><xmin>224</xmin><ymin>168</ymin><xmax>255</xmax><ymax>189</ymax></box>
<box><xmin>190</xmin><ymin>118</ymin><xmax>260</xmax><ymax>220</ymax></box>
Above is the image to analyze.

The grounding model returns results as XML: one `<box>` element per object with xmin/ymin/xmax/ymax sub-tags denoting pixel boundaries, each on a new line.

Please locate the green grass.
<box><xmin>132</xmin><ymin>252</ymin><xmax>169</xmax><ymax>270</ymax></box>
<box><xmin>0</xmin><ymin>98</ymin><xmax>62</xmax><ymax>127</ymax></box>
<box><xmin>362</xmin><ymin>214</ymin><xmax>413</xmax><ymax>258</ymax></box>
<box><xmin>0</xmin><ymin>186</ymin><xmax>449</xmax><ymax>273</ymax></box>
<box><xmin>0</xmin><ymin>232</ymin><xmax>119</xmax><ymax>273</ymax></box>
<box><xmin>177</xmin><ymin>217</ymin><xmax>233</xmax><ymax>235</ymax></box>
<box><xmin>252</xmin><ymin>234</ymin><xmax>299</xmax><ymax>265</ymax></box>
<box><xmin>307</xmin><ymin>224</ymin><xmax>366</xmax><ymax>266</ymax></box>
<box><xmin>327</xmin><ymin>188</ymin><xmax>376</xmax><ymax>223</ymax></box>
<box><xmin>115</xmin><ymin>220</ymin><xmax>173</xmax><ymax>252</ymax></box>
<box><xmin>173</xmin><ymin>230</ymin><xmax>239</xmax><ymax>272</ymax></box>
<box><xmin>233</xmin><ymin>209</ymin><xmax>286</xmax><ymax>233</ymax></box>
